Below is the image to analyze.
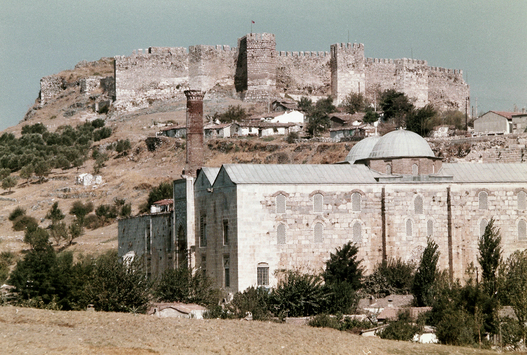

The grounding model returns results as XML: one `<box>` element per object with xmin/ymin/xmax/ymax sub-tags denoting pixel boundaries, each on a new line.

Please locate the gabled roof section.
<box><xmin>201</xmin><ymin>167</ymin><xmax>221</xmax><ymax>185</ymax></box>
<box><xmin>488</xmin><ymin>111</ymin><xmax>517</xmax><ymax>120</ymax></box>
<box><xmin>440</xmin><ymin>163</ymin><xmax>527</xmax><ymax>183</ymax></box>
<box><xmin>221</xmin><ymin>164</ymin><xmax>379</xmax><ymax>184</ymax></box>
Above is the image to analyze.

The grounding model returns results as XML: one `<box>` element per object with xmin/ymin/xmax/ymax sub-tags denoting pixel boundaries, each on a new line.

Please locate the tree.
<box><xmin>2</xmin><ymin>175</ymin><xmax>17</xmax><ymax>192</ymax></box>
<box><xmin>0</xmin><ymin>168</ymin><xmax>11</xmax><ymax>180</ymax></box>
<box><xmin>69</xmin><ymin>200</ymin><xmax>94</xmax><ymax>226</ymax></box>
<box><xmin>154</xmin><ymin>268</ymin><xmax>219</xmax><ymax>307</ymax></box>
<box><xmin>342</xmin><ymin>92</ymin><xmax>368</xmax><ymax>114</ymax></box>
<box><xmin>405</xmin><ymin>104</ymin><xmax>437</xmax><ymax>136</ymax></box>
<box><xmin>412</xmin><ymin>237</ymin><xmax>439</xmax><ymax>306</ymax></box>
<box><xmin>67</xmin><ymin>221</ymin><xmax>83</xmax><ymax>245</ymax></box>
<box><xmin>214</xmin><ymin>105</ymin><xmax>248</xmax><ymax>123</ymax></box>
<box><xmin>323</xmin><ymin>241</ymin><xmax>364</xmax><ymax>290</ymax></box>
<box><xmin>380</xmin><ymin>89</ymin><xmax>414</xmax><ymax>127</ymax></box>
<box><xmin>49</xmin><ymin>222</ymin><xmax>68</xmax><ymax>246</ymax></box>
<box><xmin>46</xmin><ymin>202</ymin><xmax>65</xmax><ymax>225</ymax></box>
<box><xmin>298</xmin><ymin>97</ymin><xmax>313</xmax><ymax>112</ymax></box>
<box><xmin>19</xmin><ymin>164</ymin><xmax>34</xmax><ymax>183</ymax></box>
<box><xmin>363</xmin><ymin>107</ymin><xmax>380</xmax><ymax>124</ymax></box>
<box><xmin>147</xmin><ymin>181</ymin><xmax>174</xmax><ymax>207</ymax></box>
<box><xmin>305</xmin><ymin>96</ymin><xmax>336</xmax><ymax>137</ymax></box>
<box><xmin>501</xmin><ymin>250</ymin><xmax>527</xmax><ymax>344</ymax></box>
<box><xmin>34</xmin><ymin>160</ymin><xmax>51</xmax><ymax>182</ymax></box>
<box><xmin>478</xmin><ymin>218</ymin><xmax>501</xmax><ymax>296</ymax></box>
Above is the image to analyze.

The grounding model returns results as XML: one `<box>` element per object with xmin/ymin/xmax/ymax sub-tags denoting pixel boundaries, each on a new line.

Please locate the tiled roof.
<box><xmin>440</xmin><ymin>163</ymin><xmax>527</xmax><ymax>183</ymax></box>
<box><xmin>222</xmin><ymin>164</ymin><xmax>379</xmax><ymax>184</ymax></box>
<box><xmin>153</xmin><ymin>199</ymin><xmax>173</xmax><ymax>206</ymax></box>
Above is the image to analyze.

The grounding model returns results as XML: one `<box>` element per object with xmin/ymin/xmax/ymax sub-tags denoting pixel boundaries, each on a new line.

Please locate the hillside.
<box><xmin>0</xmin><ymin>306</ymin><xmax>499</xmax><ymax>355</ymax></box>
<box><xmin>1</xmin><ymin>58</ymin><xmax>526</xmax><ymax>261</ymax></box>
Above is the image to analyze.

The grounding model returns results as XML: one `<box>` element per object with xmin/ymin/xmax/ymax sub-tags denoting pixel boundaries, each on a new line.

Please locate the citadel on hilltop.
<box><xmin>41</xmin><ymin>33</ymin><xmax>469</xmax><ymax>113</ymax></box>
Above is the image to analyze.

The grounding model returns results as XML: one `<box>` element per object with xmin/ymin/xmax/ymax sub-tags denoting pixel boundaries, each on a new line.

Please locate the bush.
<box><xmin>286</xmin><ymin>131</ymin><xmax>299</xmax><ymax>144</ymax></box>
<box><xmin>154</xmin><ymin>268</ymin><xmax>220</xmax><ymax>307</ymax></box>
<box><xmin>323</xmin><ymin>241</ymin><xmax>363</xmax><ymax>290</ymax></box>
<box><xmin>363</xmin><ymin>258</ymin><xmax>415</xmax><ymax>297</ymax></box>
<box><xmin>269</xmin><ymin>270</ymin><xmax>330</xmax><ymax>318</ymax></box>
<box><xmin>9</xmin><ymin>207</ymin><xmax>26</xmax><ymax>221</ymax></box>
<box><xmin>146</xmin><ymin>181</ymin><xmax>173</xmax><ymax>207</ymax></box>
<box><xmin>227</xmin><ymin>286</ymin><xmax>272</xmax><ymax>320</ymax></box>
<box><xmin>12</xmin><ymin>215</ymin><xmax>38</xmax><ymax>232</ymax></box>
<box><xmin>435</xmin><ymin>308</ymin><xmax>476</xmax><ymax>346</ymax></box>
<box><xmin>377</xmin><ymin>310</ymin><xmax>420</xmax><ymax>341</ymax></box>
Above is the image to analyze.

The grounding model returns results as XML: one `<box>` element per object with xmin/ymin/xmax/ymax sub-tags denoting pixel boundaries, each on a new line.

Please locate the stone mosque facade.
<box><xmin>118</xmin><ymin>93</ymin><xmax>527</xmax><ymax>293</ymax></box>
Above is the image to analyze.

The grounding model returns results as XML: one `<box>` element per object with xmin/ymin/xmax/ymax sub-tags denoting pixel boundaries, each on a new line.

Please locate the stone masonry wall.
<box><xmin>117</xmin><ymin>213</ymin><xmax>173</xmax><ymax>278</ymax></box>
<box><xmin>113</xmin><ymin>47</ymin><xmax>189</xmax><ymax>111</ymax></box>
<box><xmin>188</xmin><ymin>45</ymin><xmax>237</xmax><ymax>93</ymax></box>
<box><xmin>428</xmin><ymin>67</ymin><xmax>469</xmax><ymax>111</ymax></box>
<box><xmin>365</xmin><ymin>58</ymin><xmax>397</xmax><ymax>101</ymax></box>
<box><xmin>39</xmin><ymin>76</ymin><xmax>65</xmax><ymax>106</ymax></box>
<box><xmin>244</xmin><ymin>33</ymin><xmax>277</xmax><ymax>101</ymax></box>
<box><xmin>330</xmin><ymin>43</ymin><xmax>366</xmax><ymax>105</ymax></box>
<box><xmin>276</xmin><ymin>51</ymin><xmax>331</xmax><ymax>96</ymax></box>
<box><xmin>395</xmin><ymin>59</ymin><xmax>429</xmax><ymax>108</ymax></box>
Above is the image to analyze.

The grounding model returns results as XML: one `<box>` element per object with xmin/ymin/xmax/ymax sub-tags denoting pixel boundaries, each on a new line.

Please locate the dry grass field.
<box><xmin>0</xmin><ymin>306</ymin><xmax>502</xmax><ymax>355</ymax></box>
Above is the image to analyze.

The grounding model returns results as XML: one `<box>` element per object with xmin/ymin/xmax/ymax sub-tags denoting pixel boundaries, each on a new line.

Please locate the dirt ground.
<box><xmin>0</xmin><ymin>306</ymin><xmax>501</xmax><ymax>355</ymax></box>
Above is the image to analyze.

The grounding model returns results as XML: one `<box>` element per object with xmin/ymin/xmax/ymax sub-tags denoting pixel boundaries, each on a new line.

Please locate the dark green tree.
<box><xmin>46</xmin><ymin>202</ymin><xmax>65</xmax><ymax>225</ymax></box>
<box><xmin>405</xmin><ymin>104</ymin><xmax>437</xmax><ymax>136</ymax></box>
<box><xmin>412</xmin><ymin>237</ymin><xmax>439</xmax><ymax>306</ymax></box>
<box><xmin>342</xmin><ymin>92</ymin><xmax>368</xmax><ymax>114</ymax></box>
<box><xmin>305</xmin><ymin>96</ymin><xmax>336</xmax><ymax>137</ymax></box>
<box><xmin>298</xmin><ymin>97</ymin><xmax>313</xmax><ymax>112</ymax></box>
<box><xmin>69</xmin><ymin>200</ymin><xmax>94</xmax><ymax>226</ymax></box>
<box><xmin>363</xmin><ymin>107</ymin><xmax>380</xmax><ymax>124</ymax></box>
<box><xmin>2</xmin><ymin>175</ymin><xmax>17</xmax><ymax>192</ymax></box>
<box><xmin>215</xmin><ymin>105</ymin><xmax>248</xmax><ymax>123</ymax></box>
<box><xmin>147</xmin><ymin>181</ymin><xmax>174</xmax><ymax>207</ymax></box>
<box><xmin>154</xmin><ymin>268</ymin><xmax>219</xmax><ymax>307</ymax></box>
<box><xmin>322</xmin><ymin>241</ymin><xmax>364</xmax><ymax>289</ymax></box>
<box><xmin>478</xmin><ymin>218</ymin><xmax>502</xmax><ymax>296</ymax></box>
<box><xmin>380</xmin><ymin>89</ymin><xmax>414</xmax><ymax>127</ymax></box>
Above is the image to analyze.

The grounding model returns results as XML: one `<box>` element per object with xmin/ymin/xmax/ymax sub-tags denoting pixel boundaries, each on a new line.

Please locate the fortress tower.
<box><xmin>239</xmin><ymin>33</ymin><xmax>277</xmax><ymax>101</ymax></box>
<box><xmin>330</xmin><ymin>43</ymin><xmax>366</xmax><ymax>105</ymax></box>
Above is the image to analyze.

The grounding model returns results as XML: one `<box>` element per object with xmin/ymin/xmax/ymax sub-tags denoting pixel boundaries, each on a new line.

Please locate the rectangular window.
<box><xmin>223</xmin><ymin>219</ymin><xmax>229</xmax><ymax>245</ymax></box>
<box><xmin>200</xmin><ymin>215</ymin><xmax>207</xmax><ymax>247</ymax></box>
<box><xmin>257</xmin><ymin>266</ymin><xmax>269</xmax><ymax>286</ymax></box>
<box><xmin>224</xmin><ymin>255</ymin><xmax>230</xmax><ymax>288</ymax></box>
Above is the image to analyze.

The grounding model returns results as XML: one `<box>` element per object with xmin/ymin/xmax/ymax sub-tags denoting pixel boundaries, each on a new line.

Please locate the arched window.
<box><xmin>353</xmin><ymin>222</ymin><xmax>362</xmax><ymax>243</ymax></box>
<box><xmin>277</xmin><ymin>224</ymin><xmax>286</xmax><ymax>245</ymax></box>
<box><xmin>479</xmin><ymin>191</ymin><xmax>488</xmax><ymax>210</ymax></box>
<box><xmin>412</xmin><ymin>164</ymin><xmax>419</xmax><ymax>176</ymax></box>
<box><xmin>519</xmin><ymin>220</ymin><xmax>527</xmax><ymax>241</ymax></box>
<box><xmin>414</xmin><ymin>195</ymin><xmax>423</xmax><ymax>214</ymax></box>
<box><xmin>386</xmin><ymin>164</ymin><xmax>392</xmax><ymax>174</ymax></box>
<box><xmin>427</xmin><ymin>219</ymin><xmax>434</xmax><ymax>237</ymax></box>
<box><xmin>352</xmin><ymin>192</ymin><xmax>361</xmax><ymax>212</ymax></box>
<box><xmin>406</xmin><ymin>219</ymin><xmax>413</xmax><ymax>237</ymax></box>
<box><xmin>518</xmin><ymin>191</ymin><xmax>526</xmax><ymax>210</ymax></box>
<box><xmin>314</xmin><ymin>223</ymin><xmax>323</xmax><ymax>243</ymax></box>
<box><xmin>276</xmin><ymin>194</ymin><xmax>286</xmax><ymax>214</ymax></box>
<box><xmin>480</xmin><ymin>219</ymin><xmax>488</xmax><ymax>237</ymax></box>
<box><xmin>313</xmin><ymin>193</ymin><xmax>323</xmax><ymax>213</ymax></box>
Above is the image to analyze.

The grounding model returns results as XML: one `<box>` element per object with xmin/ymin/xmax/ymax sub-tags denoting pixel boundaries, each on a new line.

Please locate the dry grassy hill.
<box><xmin>0</xmin><ymin>306</ymin><xmax>500</xmax><ymax>355</ymax></box>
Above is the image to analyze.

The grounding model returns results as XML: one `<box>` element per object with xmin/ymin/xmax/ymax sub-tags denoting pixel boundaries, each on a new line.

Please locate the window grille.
<box><xmin>353</xmin><ymin>222</ymin><xmax>362</xmax><ymax>243</ymax></box>
<box><xmin>224</xmin><ymin>255</ymin><xmax>230</xmax><ymax>288</ymax></box>
<box><xmin>352</xmin><ymin>192</ymin><xmax>361</xmax><ymax>212</ymax></box>
<box><xmin>314</xmin><ymin>223</ymin><xmax>323</xmax><ymax>243</ymax></box>
<box><xmin>313</xmin><ymin>193</ymin><xmax>323</xmax><ymax>212</ymax></box>
<box><xmin>427</xmin><ymin>219</ymin><xmax>434</xmax><ymax>237</ymax></box>
<box><xmin>277</xmin><ymin>224</ymin><xmax>286</xmax><ymax>244</ymax></box>
<box><xmin>406</xmin><ymin>219</ymin><xmax>413</xmax><ymax>237</ymax></box>
<box><xmin>519</xmin><ymin>220</ymin><xmax>527</xmax><ymax>241</ymax></box>
<box><xmin>200</xmin><ymin>215</ymin><xmax>207</xmax><ymax>247</ymax></box>
<box><xmin>479</xmin><ymin>191</ymin><xmax>488</xmax><ymax>210</ymax></box>
<box><xmin>223</xmin><ymin>219</ymin><xmax>229</xmax><ymax>245</ymax></box>
<box><xmin>276</xmin><ymin>194</ymin><xmax>286</xmax><ymax>214</ymax></box>
<box><xmin>257</xmin><ymin>263</ymin><xmax>269</xmax><ymax>286</ymax></box>
<box><xmin>414</xmin><ymin>195</ymin><xmax>423</xmax><ymax>214</ymax></box>
<box><xmin>480</xmin><ymin>219</ymin><xmax>488</xmax><ymax>237</ymax></box>
<box><xmin>518</xmin><ymin>191</ymin><xmax>526</xmax><ymax>210</ymax></box>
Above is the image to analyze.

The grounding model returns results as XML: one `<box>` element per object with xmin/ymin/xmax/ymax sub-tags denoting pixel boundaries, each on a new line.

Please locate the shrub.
<box><xmin>69</xmin><ymin>200</ymin><xmax>94</xmax><ymax>225</ymax></box>
<box><xmin>154</xmin><ymin>268</ymin><xmax>220</xmax><ymax>307</ymax></box>
<box><xmin>435</xmin><ymin>308</ymin><xmax>476</xmax><ymax>346</ymax></box>
<box><xmin>227</xmin><ymin>286</ymin><xmax>272</xmax><ymax>320</ymax></box>
<box><xmin>269</xmin><ymin>270</ymin><xmax>330</xmax><ymax>318</ymax></box>
<box><xmin>363</xmin><ymin>258</ymin><xmax>415</xmax><ymax>297</ymax></box>
<box><xmin>9</xmin><ymin>207</ymin><xmax>26</xmax><ymax>221</ymax></box>
<box><xmin>147</xmin><ymin>181</ymin><xmax>173</xmax><ymax>207</ymax></box>
<box><xmin>377</xmin><ymin>310</ymin><xmax>420</xmax><ymax>341</ymax></box>
<box><xmin>12</xmin><ymin>215</ymin><xmax>38</xmax><ymax>232</ymax></box>
<box><xmin>309</xmin><ymin>314</ymin><xmax>341</xmax><ymax>330</ymax></box>
<box><xmin>286</xmin><ymin>131</ymin><xmax>299</xmax><ymax>144</ymax></box>
<box><xmin>412</xmin><ymin>237</ymin><xmax>439</xmax><ymax>307</ymax></box>
<box><xmin>323</xmin><ymin>241</ymin><xmax>363</xmax><ymax>290</ymax></box>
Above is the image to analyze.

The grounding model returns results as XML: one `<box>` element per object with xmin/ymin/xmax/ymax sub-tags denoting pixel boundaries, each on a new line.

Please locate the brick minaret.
<box><xmin>184</xmin><ymin>90</ymin><xmax>205</xmax><ymax>177</ymax></box>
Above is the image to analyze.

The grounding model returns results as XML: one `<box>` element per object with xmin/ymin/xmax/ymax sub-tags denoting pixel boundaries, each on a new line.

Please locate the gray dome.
<box><xmin>369</xmin><ymin>129</ymin><xmax>434</xmax><ymax>159</ymax></box>
<box><xmin>345</xmin><ymin>136</ymin><xmax>381</xmax><ymax>163</ymax></box>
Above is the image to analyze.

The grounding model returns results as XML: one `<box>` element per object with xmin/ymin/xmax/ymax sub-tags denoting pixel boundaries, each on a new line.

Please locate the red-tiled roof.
<box><xmin>153</xmin><ymin>199</ymin><xmax>173</xmax><ymax>206</ymax></box>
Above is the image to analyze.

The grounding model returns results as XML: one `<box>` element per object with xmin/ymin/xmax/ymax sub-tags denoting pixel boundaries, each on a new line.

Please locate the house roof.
<box><xmin>161</xmin><ymin>125</ymin><xmax>183</xmax><ymax>131</ymax></box>
<box><xmin>221</xmin><ymin>164</ymin><xmax>379</xmax><ymax>184</ymax></box>
<box><xmin>273</xmin><ymin>99</ymin><xmax>298</xmax><ymax>110</ymax></box>
<box><xmin>249</xmin><ymin>112</ymin><xmax>283</xmax><ymax>120</ymax></box>
<box><xmin>239</xmin><ymin>120</ymin><xmax>296</xmax><ymax>128</ymax></box>
<box><xmin>153</xmin><ymin>199</ymin><xmax>173</xmax><ymax>206</ymax></box>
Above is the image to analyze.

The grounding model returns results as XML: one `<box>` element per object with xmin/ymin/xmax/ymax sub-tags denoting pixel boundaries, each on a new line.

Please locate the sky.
<box><xmin>1</xmin><ymin>0</ymin><xmax>526</xmax><ymax>131</ymax></box>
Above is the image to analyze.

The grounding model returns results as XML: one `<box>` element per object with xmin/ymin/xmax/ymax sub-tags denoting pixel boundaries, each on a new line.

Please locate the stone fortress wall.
<box><xmin>40</xmin><ymin>33</ymin><xmax>469</xmax><ymax>113</ymax></box>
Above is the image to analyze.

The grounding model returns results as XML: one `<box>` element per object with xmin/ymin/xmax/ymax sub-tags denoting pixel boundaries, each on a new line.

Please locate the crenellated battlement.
<box><xmin>110</xmin><ymin>32</ymin><xmax>468</xmax><ymax>112</ymax></box>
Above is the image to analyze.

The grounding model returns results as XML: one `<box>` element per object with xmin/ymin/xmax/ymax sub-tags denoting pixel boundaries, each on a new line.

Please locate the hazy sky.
<box><xmin>1</xmin><ymin>0</ymin><xmax>526</xmax><ymax>131</ymax></box>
